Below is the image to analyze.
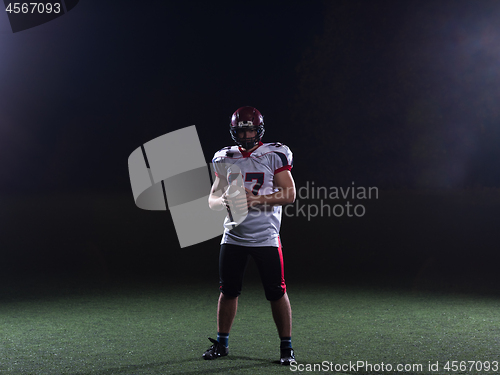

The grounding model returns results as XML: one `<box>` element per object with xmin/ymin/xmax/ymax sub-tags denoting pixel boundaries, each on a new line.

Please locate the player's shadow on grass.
<box><xmin>63</xmin><ymin>356</ymin><xmax>279</xmax><ymax>375</ymax></box>
<box><xmin>226</xmin><ymin>355</ymin><xmax>282</xmax><ymax>366</ymax></box>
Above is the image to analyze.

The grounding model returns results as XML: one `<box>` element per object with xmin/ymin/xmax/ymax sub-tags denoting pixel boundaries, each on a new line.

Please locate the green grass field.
<box><xmin>1</xmin><ymin>281</ymin><xmax>500</xmax><ymax>375</ymax></box>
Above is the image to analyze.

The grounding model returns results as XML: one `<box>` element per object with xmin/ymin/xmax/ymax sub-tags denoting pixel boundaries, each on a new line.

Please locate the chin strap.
<box><xmin>238</xmin><ymin>137</ymin><xmax>259</xmax><ymax>150</ymax></box>
<box><xmin>242</xmin><ymin>142</ymin><xmax>256</xmax><ymax>150</ymax></box>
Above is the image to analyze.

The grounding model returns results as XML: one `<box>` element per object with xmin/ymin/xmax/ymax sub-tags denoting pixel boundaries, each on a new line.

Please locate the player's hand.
<box><xmin>222</xmin><ymin>187</ymin><xmax>247</xmax><ymax>213</ymax></box>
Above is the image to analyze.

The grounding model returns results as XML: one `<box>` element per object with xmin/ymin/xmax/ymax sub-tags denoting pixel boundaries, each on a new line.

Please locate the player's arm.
<box><xmin>208</xmin><ymin>175</ymin><xmax>229</xmax><ymax>211</ymax></box>
<box><xmin>246</xmin><ymin>170</ymin><xmax>296</xmax><ymax>208</ymax></box>
<box><xmin>209</xmin><ymin>175</ymin><xmax>248</xmax><ymax>212</ymax></box>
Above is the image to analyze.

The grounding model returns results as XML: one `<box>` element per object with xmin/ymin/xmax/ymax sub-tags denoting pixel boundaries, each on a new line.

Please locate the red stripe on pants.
<box><xmin>278</xmin><ymin>236</ymin><xmax>286</xmax><ymax>294</ymax></box>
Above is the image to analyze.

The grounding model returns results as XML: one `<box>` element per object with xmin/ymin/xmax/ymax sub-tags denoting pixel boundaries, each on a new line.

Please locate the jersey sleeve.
<box><xmin>211</xmin><ymin>148</ymin><xmax>229</xmax><ymax>179</ymax></box>
<box><xmin>211</xmin><ymin>157</ymin><xmax>223</xmax><ymax>179</ymax></box>
<box><xmin>271</xmin><ymin>144</ymin><xmax>293</xmax><ymax>174</ymax></box>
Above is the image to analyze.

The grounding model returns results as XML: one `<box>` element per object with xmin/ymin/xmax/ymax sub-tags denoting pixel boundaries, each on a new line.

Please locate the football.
<box><xmin>224</xmin><ymin>184</ymin><xmax>247</xmax><ymax>229</ymax></box>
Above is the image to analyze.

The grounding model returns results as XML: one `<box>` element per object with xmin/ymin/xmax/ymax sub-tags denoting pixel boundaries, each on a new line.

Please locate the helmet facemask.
<box><xmin>231</xmin><ymin>122</ymin><xmax>264</xmax><ymax>150</ymax></box>
<box><xmin>229</xmin><ymin>106</ymin><xmax>265</xmax><ymax>150</ymax></box>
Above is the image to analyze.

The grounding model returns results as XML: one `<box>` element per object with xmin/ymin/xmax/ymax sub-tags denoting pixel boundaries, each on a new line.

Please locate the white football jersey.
<box><xmin>212</xmin><ymin>142</ymin><xmax>293</xmax><ymax>247</ymax></box>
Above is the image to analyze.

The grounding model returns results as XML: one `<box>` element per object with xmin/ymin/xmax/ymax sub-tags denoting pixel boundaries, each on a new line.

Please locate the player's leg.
<box><xmin>217</xmin><ymin>292</ymin><xmax>238</xmax><ymax>334</ymax></box>
<box><xmin>203</xmin><ymin>244</ymin><xmax>249</xmax><ymax>360</ymax></box>
<box><xmin>270</xmin><ymin>292</ymin><xmax>292</xmax><ymax>337</ymax></box>
<box><xmin>218</xmin><ymin>244</ymin><xmax>249</xmax><ymax>333</ymax></box>
<box><xmin>251</xmin><ymin>244</ymin><xmax>290</xmax><ymax>332</ymax></box>
<box><xmin>251</xmin><ymin>243</ymin><xmax>295</xmax><ymax>365</ymax></box>
<box><xmin>272</xmin><ymin>294</ymin><xmax>295</xmax><ymax>365</ymax></box>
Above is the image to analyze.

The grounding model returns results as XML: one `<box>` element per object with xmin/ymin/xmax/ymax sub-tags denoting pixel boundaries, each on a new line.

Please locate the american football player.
<box><xmin>203</xmin><ymin>106</ymin><xmax>296</xmax><ymax>365</ymax></box>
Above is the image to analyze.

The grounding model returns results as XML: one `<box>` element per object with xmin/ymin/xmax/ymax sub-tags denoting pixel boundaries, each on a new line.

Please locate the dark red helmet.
<box><xmin>229</xmin><ymin>106</ymin><xmax>265</xmax><ymax>149</ymax></box>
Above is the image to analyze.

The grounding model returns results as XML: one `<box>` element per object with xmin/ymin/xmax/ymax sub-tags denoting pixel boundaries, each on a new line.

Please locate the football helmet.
<box><xmin>229</xmin><ymin>106</ymin><xmax>265</xmax><ymax>150</ymax></box>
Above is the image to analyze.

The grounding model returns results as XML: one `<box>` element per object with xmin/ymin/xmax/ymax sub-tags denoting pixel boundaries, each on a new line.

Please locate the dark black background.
<box><xmin>1</xmin><ymin>0</ymin><xmax>499</xmax><ymax>295</ymax></box>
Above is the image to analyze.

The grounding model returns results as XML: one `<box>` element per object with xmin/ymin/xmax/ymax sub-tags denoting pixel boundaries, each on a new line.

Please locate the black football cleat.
<box><xmin>280</xmin><ymin>348</ymin><xmax>296</xmax><ymax>365</ymax></box>
<box><xmin>202</xmin><ymin>337</ymin><xmax>228</xmax><ymax>360</ymax></box>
